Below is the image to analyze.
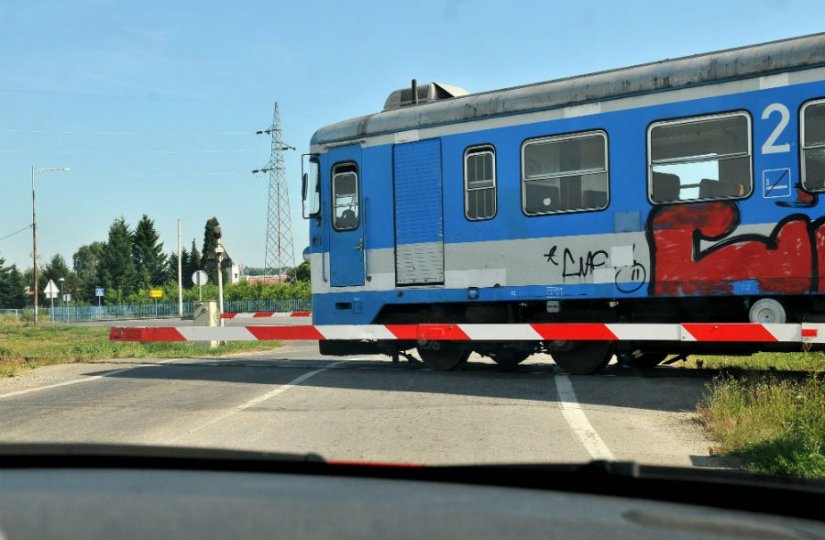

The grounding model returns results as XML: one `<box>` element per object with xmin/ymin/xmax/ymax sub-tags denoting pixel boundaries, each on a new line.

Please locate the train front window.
<box><xmin>802</xmin><ymin>99</ymin><xmax>825</xmax><ymax>191</ymax></box>
<box><xmin>464</xmin><ymin>145</ymin><xmax>496</xmax><ymax>220</ymax></box>
<box><xmin>521</xmin><ymin>131</ymin><xmax>608</xmax><ymax>215</ymax></box>
<box><xmin>332</xmin><ymin>163</ymin><xmax>359</xmax><ymax>231</ymax></box>
<box><xmin>648</xmin><ymin>112</ymin><xmax>752</xmax><ymax>203</ymax></box>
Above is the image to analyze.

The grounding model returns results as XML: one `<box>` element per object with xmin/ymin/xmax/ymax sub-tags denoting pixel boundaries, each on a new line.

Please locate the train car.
<box><xmin>300</xmin><ymin>33</ymin><xmax>825</xmax><ymax>374</ymax></box>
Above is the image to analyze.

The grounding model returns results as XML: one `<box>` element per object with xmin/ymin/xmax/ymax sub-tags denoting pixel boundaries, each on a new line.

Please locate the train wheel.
<box><xmin>551</xmin><ymin>341</ymin><xmax>613</xmax><ymax>375</ymax></box>
<box><xmin>489</xmin><ymin>349</ymin><xmax>530</xmax><ymax>369</ymax></box>
<box><xmin>417</xmin><ymin>342</ymin><xmax>470</xmax><ymax>371</ymax></box>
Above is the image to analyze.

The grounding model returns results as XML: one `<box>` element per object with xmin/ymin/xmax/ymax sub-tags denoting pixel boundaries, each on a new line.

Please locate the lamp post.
<box><xmin>215</xmin><ymin>243</ymin><xmax>225</xmax><ymax>328</ymax></box>
<box><xmin>211</xmin><ymin>224</ymin><xmax>225</xmax><ymax>328</ymax></box>
<box><xmin>31</xmin><ymin>166</ymin><xmax>70</xmax><ymax>325</ymax></box>
<box><xmin>58</xmin><ymin>277</ymin><xmax>65</xmax><ymax>323</ymax></box>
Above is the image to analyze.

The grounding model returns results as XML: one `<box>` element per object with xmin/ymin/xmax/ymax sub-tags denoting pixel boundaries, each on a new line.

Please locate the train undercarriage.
<box><xmin>318</xmin><ymin>296</ymin><xmax>825</xmax><ymax>374</ymax></box>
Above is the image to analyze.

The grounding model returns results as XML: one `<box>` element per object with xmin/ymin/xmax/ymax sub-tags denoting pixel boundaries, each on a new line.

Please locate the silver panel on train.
<box><xmin>396</xmin><ymin>242</ymin><xmax>444</xmax><ymax>285</ymax></box>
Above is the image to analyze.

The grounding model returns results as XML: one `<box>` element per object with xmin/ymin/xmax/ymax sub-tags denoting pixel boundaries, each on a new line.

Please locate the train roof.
<box><xmin>311</xmin><ymin>32</ymin><xmax>825</xmax><ymax>147</ymax></box>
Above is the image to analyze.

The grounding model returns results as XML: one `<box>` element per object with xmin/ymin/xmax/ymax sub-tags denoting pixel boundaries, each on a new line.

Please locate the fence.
<box><xmin>0</xmin><ymin>298</ymin><xmax>312</xmax><ymax>323</ymax></box>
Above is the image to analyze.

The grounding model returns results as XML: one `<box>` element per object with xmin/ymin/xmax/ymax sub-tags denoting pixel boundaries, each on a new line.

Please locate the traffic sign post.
<box><xmin>43</xmin><ymin>280</ymin><xmax>59</xmax><ymax>326</ymax></box>
<box><xmin>149</xmin><ymin>289</ymin><xmax>164</xmax><ymax>317</ymax></box>
<box><xmin>192</xmin><ymin>270</ymin><xmax>208</xmax><ymax>302</ymax></box>
<box><xmin>95</xmin><ymin>287</ymin><xmax>104</xmax><ymax>310</ymax></box>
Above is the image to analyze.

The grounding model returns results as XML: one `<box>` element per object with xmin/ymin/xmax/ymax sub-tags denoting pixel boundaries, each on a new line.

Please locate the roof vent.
<box><xmin>383</xmin><ymin>80</ymin><xmax>468</xmax><ymax>111</ymax></box>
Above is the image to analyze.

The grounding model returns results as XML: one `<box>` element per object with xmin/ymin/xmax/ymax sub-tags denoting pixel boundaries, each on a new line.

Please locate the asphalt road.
<box><xmin>0</xmin><ymin>340</ymin><xmax>731</xmax><ymax>468</ymax></box>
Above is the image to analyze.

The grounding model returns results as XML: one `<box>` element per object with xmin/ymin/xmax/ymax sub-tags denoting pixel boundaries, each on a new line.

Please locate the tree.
<box><xmin>41</xmin><ymin>254</ymin><xmax>79</xmax><ymax>303</ymax></box>
<box><xmin>201</xmin><ymin>217</ymin><xmax>220</xmax><ymax>284</ymax></box>
<box><xmin>287</xmin><ymin>261</ymin><xmax>310</xmax><ymax>283</ymax></box>
<box><xmin>73</xmin><ymin>241</ymin><xmax>105</xmax><ymax>301</ymax></box>
<box><xmin>182</xmin><ymin>240</ymin><xmax>201</xmax><ymax>288</ymax></box>
<box><xmin>165</xmin><ymin>249</ymin><xmax>180</xmax><ymax>284</ymax></box>
<box><xmin>0</xmin><ymin>259</ymin><xmax>26</xmax><ymax>308</ymax></box>
<box><xmin>99</xmin><ymin>217</ymin><xmax>138</xmax><ymax>298</ymax></box>
<box><xmin>132</xmin><ymin>214</ymin><xmax>167</xmax><ymax>288</ymax></box>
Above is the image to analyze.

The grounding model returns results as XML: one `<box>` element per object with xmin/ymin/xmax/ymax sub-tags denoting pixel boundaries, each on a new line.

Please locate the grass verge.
<box><xmin>681</xmin><ymin>351</ymin><xmax>825</xmax><ymax>372</ymax></box>
<box><xmin>0</xmin><ymin>320</ymin><xmax>281</xmax><ymax>377</ymax></box>
<box><xmin>698</xmin><ymin>372</ymin><xmax>825</xmax><ymax>479</ymax></box>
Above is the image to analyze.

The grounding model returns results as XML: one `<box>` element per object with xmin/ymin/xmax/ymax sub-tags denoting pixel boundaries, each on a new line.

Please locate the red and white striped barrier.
<box><xmin>109</xmin><ymin>322</ymin><xmax>825</xmax><ymax>344</ymax></box>
<box><xmin>220</xmin><ymin>311</ymin><xmax>311</xmax><ymax>319</ymax></box>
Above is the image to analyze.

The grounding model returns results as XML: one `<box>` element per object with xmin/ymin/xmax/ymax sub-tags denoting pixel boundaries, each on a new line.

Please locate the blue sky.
<box><xmin>0</xmin><ymin>0</ymin><xmax>821</xmax><ymax>275</ymax></box>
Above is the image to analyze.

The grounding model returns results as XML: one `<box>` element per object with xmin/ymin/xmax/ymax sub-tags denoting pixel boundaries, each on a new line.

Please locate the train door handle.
<box><xmin>355</xmin><ymin>238</ymin><xmax>364</xmax><ymax>251</ymax></box>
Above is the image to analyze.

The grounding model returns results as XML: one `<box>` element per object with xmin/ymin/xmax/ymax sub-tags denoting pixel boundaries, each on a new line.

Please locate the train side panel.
<box><xmin>308</xmin><ymin>71</ymin><xmax>825</xmax><ymax>326</ymax></box>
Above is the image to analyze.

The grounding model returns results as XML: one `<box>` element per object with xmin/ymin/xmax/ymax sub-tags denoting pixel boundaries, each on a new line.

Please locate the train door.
<box><xmin>327</xmin><ymin>145</ymin><xmax>365</xmax><ymax>287</ymax></box>
<box><xmin>393</xmin><ymin>138</ymin><xmax>445</xmax><ymax>285</ymax></box>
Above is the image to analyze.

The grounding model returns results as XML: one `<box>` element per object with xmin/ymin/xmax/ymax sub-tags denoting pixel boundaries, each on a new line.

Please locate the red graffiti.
<box><xmin>814</xmin><ymin>221</ymin><xmax>825</xmax><ymax>293</ymax></box>
<box><xmin>650</xmin><ymin>202</ymin><xmax>812</xmax><ymax>296</ymax></box>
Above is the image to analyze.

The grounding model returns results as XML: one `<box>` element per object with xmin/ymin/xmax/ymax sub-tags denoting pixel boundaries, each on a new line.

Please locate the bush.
<box><xmin>121</xmin><ymin>280</ymin><xmax>311</xmax><ymax>305</ymax></box>
<box><xmin>700</xmin><ymin>373</ymin><xmax>825</xmax><ymax>478</ymax></box>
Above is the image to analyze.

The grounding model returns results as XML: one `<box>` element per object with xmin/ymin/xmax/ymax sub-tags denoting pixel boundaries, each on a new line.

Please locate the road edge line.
<box><xmin>554</xmin><ymin>373</ymin><xmax>616</xmax><ymax>461</ymax></box>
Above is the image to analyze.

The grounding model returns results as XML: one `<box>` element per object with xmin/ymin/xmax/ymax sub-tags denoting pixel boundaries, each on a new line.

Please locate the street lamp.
<box><xmin>211</xmin><ymin>224</ymin><xmax>226</xmax><ymax>329</ymax></box>
<box><xmin>32</xmin><ymin>166</ymin><xmax>70</xmax><ymax>325</ymax></box>
<box><xmin>58</xmin><ymin>277</ymin><xmax>65</xmax><ymax>323</ymax></box>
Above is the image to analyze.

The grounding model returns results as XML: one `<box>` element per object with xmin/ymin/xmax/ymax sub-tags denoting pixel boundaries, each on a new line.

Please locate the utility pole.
<box><xmin>177</xmin><ymin>219</ymin><xmax>183</xmax><ymax>317</ymax></box>
<box><xmin>253</xmin><ymin>102</ymin><xmax>296</xmax><ymax>283</ymax></box>
<box><xmin>31</xmin><ymin>166</ymin><xmax>69</xmax><ymax>324</ymax></box>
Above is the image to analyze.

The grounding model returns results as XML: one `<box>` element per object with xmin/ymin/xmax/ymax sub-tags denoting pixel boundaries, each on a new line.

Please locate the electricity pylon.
<box><xmin>253</xmin><ymin>102</ymin><xmax>296</xmax><ymax>282</ymax></box>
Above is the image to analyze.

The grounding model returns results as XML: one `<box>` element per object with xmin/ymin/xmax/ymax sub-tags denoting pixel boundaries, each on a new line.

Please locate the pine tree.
<box><xmin>99</xmin><ymin>217</ymin><xmax>138</xmax><ymax>298</ymax></box>
<box><xmin>73</xmin><ymin>242</ymin><xmax>105</xmax><ymax>302</ymax></box>
<box><xmin>165</xmin><ymin>250</ymin><xmax>180</xmax><ymax>285</ymax></box>
<box><xmin>0</xmin><ymin>259</ymin><xmax>26</xmax><ymax>308</ymax></box>
<box><xmin>201</xmin><ymin>217</ymin><xmax>220</xmax><ymax>284</ymax></box>
<box><xmin>184</xmin><ymin>240</ymin><xmax>201</xmax><ymax>288</ymax></box>
<box><xmin>132</xmin><ymin>214</ymin><xmax>167</xmax><ymax>288</ymax></box>
<box><xmin>41</xmin><ymin>254</ymin><xmax>79</xmax><ymax>303</ymax></box>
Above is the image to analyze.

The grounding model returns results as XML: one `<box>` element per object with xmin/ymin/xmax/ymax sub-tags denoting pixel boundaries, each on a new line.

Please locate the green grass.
<box><xmin>0</xmin><ymin>320</ymin><xmax>280</xmax><ymax>377</ymax></box>
<box><xmin>681</xmin><ymin>351</ymin><xmax>825</xmax><ymax>372</ymax></box>
<box><xmin>699</xmin><ymin>373</ymin><xmax>825</xmax><ymax>479</ymax></box>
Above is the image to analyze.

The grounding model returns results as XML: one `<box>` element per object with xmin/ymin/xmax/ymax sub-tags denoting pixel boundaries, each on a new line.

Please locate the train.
<box><xmin>300</xmin><ymin>33</ymin><xmax>825</xmax><ymax>374</ymax></box>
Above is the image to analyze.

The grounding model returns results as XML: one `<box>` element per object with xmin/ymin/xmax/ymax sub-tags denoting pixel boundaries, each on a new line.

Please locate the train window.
<box><xmin>521</xmin><ymin>131</ymin><xmax>608</xmax><ymax>215</ymax></box>
<box><xmin>464</xmin><ymin>145</ymin><xmax>496</xmax><ymax>220</ymax></box>
<box><xmin>648</xmin><ymin>112</ymin><xmax>752</xmax><ymax>203</ymax></box>
<box><xmin>332</xmin><ymin>163</ymin><xmax>359</xmax><ymax>231</ymax></box>
<box><xmin>802</xmin><ymin>99</ymin><xmax>825</xmax><ymax>191</ymax></box>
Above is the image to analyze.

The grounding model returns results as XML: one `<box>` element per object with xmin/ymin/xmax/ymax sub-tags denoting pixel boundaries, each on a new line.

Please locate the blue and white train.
<box><xmin>300</xmin><ymin>33</ymin><xmax>825</xmax><ymax>373</ymax></box>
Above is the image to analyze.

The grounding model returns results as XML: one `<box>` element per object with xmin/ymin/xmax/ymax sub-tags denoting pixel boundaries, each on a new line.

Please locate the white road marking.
<box><xmin>162</xmin><ymin>361</ymin><xmax>345</xmax><ymax>444</ymax></box>
<box><xmin>0</xmin><ymin>359</ymin><xmax>179</xmax><ymax>401</ymax></box>
<box><xmin>554</xmin><ymin>373</ymin><xmax>615</xmax><ymax>461</ymax></box>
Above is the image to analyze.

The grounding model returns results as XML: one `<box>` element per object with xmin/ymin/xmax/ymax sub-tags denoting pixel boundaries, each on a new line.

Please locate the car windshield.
<box><xmin>1</xmin><ymin>0</ymin><xmax>825</xmax><ymax>491</ymax></box>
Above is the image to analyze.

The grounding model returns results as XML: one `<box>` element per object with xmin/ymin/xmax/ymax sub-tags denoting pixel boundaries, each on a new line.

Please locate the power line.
<box><xmin>0</xmin><ymin>224</ymin><xmax>32</xmax><ymax>243</ymax></box>
<box><xmin>0</xmin><ymin>171</ymin><xmax>271</xmax><ymax>180</ymax></box>
<box><xmin>0</xmin><ymin>87</ymin><xmax>227</xmax><ymax>102</ymax></box>
<box><xmin>1</xmin><ymin>129</ymin><xmax>253</xmax><ymax>136</ymax></box>
<box><xmin>0</xmin><ymin>148</ymin><xmax>258</xmax><ymax>155</ymax></box>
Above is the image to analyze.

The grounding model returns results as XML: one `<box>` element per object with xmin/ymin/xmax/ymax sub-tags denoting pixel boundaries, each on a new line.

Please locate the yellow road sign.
<box><xmin>149</xmin><ymin>289</ymin><xmax>164</xmax><ymax>299</ymax></box>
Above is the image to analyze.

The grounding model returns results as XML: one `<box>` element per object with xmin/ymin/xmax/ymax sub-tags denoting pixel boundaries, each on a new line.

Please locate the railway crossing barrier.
<box><xmin>110</xmin><ymin>322</ymin><xmax>825</xmax><ymax>344</ymax></box>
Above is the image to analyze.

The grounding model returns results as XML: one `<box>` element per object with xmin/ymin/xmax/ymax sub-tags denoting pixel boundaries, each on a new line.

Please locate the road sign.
<box><xmin>62</xmin><ymin>294</ymin><xmax>72</xmax><ymax>303</ymax></box>
<box><xmin>149</xmin><ymin>289</ymin><xmax>164</xmax><ymax>299</ymax></box>
<box><xmin>43</xmin><ymin>279</ymin><xmax>59</xmax><ymax>299</ymax></box>
<box><xmin>95</xmin><ymin>287</ymin><xmax>105</xmax><ymax>297</ymax></box>
<box><xmin>192</xmin><ymin>270</ymin><xmax>208</xmax><ymax>286</ymax></box>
